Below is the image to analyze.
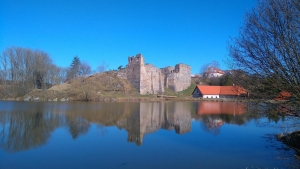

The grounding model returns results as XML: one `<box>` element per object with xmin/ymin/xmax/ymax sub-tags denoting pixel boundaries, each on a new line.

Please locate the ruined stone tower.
<box><xmin>126</xmin><ymin>54</ymin><xmax>164</xmax><ymax>94</ymax></box>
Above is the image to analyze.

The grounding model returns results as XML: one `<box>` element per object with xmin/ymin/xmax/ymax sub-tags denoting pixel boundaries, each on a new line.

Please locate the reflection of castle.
<box><xmin>0</xmin><ymin>102</ymin><xmax>254</xmax><ymax>152</ymax></box>
<box><xmin>117</xmin><ymin>102</ymin><xmax>191</xmax><ymax>146</ymax></box>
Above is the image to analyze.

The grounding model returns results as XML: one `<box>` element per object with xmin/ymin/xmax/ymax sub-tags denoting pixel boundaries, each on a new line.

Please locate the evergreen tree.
<box><xmin>70</xmin><ymin>56</ymin><xmax>81</xmax><ymax>79</ymax></box>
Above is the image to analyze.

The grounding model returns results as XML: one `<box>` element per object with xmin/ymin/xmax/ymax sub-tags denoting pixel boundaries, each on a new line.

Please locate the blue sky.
<box><xmin>0</xmin><ymin>0</ymin><xmax>256</xmax><ymax>74</ymax></box>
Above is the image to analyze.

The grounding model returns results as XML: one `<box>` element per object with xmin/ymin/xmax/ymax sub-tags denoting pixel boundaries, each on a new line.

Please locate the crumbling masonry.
<box><xmin>118</xmin><ymin>54</ymin><xmax>191</xmax><ymax>94</ymax></box>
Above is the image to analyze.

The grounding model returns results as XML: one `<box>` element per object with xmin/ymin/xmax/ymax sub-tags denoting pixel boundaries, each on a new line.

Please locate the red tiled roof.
<box><xmin>196</xmin><ymin>86</ymin><xmax>220</xmax><ymax>95</ymax></box>
<box><xmin>274</xmin><ymin>91</ymin><xmax>291</xmax><ymax>101</ymax></box>
<box><xmin>196</xmin><ymin>85</ymin><xmax>247</xmax><ymax>96</ymax></box>
<box><xmin>220</xmin><ymin>86</ymin><xmax>238</xmax><ymax>95</ymax></box>
<box><xmin>220</xmin><ymin>86</ymin><xmax>248</xmax><ymax>95</ymax></box>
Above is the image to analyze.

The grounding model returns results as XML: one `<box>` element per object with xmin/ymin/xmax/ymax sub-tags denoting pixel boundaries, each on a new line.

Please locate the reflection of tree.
<box><xmin>200</xmin><ymin>114</ymin><xmax>249</xmax><ymax>135</ymax></box>
<box><xmin>252</xmin><ymin>103</ymin><xmax>300</xmax><ymax>132</ymax></box>
<box><xmin>67</xmin><ymin>117</ymin><xmax>90</xmax><ymax>139</ymax></box>
<box><xmin>96</xmin><ymin>125</ymin><xmax>108</xmax><ymax>136</ymax></box>
<box><xmin>200</xmin><ymin>117</ymin><xmax>224</xmax><ymax>135</ymax></box>
<box><xmin>201</xmin><ymin>116</ymin><xmax>223</xmax><ymax>135</ymax></box>
<box><xmin>0</xmin><ymin>111</ymin><xmax>60</xmax><ymax>152</ymax></box>
<box><xmin>126</xmin><ymin>107</ymin><xmax>143</xmax><ymax>146</ymax></box>
<box><xmin>265</xmin><ymin>105</ymin><xmax>285</xmax><ymax>123</ymax></box>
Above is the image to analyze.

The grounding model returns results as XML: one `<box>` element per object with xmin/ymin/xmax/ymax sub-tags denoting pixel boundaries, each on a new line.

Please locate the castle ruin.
<box><xmin>118</xmin><ymin>102</ymin><xmax>192</xmax><ymax>146</ymax></box>
<box><xmin>119</xmin><ymin>54</ymin><xmax>191</xmax><ymax>94</ymax></box>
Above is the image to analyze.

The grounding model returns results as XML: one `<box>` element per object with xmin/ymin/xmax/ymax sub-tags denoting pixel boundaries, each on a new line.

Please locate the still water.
<box><xmin>0</xmin><ymin>101</ymin><xmax>298</xmax><ymax>169</ymax></box>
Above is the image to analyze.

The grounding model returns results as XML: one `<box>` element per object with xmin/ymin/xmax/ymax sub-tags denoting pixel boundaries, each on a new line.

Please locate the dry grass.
<box><xmin>49</xmin><ymin>83</ymin><xmax>71</xmax><ymax>91</ymax></box>
<box><xmin>23</xmin><ymin>71</ymin><xmax>202</xmax><ymax>101</ymax></box>
<box><xmin>24</xmin><ymin>71</ymin><xmax>141</xmax><ymax>101</ymax></box>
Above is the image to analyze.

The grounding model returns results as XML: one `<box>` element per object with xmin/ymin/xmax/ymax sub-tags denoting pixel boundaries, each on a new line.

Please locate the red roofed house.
<box><xmin>274</xmin><ymin>91</ymin><xmax>291</xmax><ymax>101</ymax></box>
<box><xmin>205</xmin><ymin>67</ymin><xmax>226</xmax><ymax>78</ymax></box>
<box><xmin>192</xmin><ymin>85</ymin><xmax>248</xmax><ymax>98</ymax></box>
<box><xmin>192</xmin><ymin>86</ymin><xmax>220</xmax><ymax>98</ymax></box>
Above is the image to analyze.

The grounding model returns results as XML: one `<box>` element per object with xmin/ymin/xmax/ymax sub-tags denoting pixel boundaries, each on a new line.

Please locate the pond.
<box><xmin>0</xmin><ymin>101</ymin><xmax>299</xmax><ymax>169</ymax></box>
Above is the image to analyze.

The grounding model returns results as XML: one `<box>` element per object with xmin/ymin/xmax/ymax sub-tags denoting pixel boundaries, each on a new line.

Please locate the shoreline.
<box><xmin>0</xmin><ymin>96</ymin><xmax>255</xmax><ymax>102</ymax></box>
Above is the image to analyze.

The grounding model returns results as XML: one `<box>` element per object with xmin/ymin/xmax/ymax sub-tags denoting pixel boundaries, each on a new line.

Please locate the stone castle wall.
<box><xmin>140</xmin><ymin>64</ymin><xmax>164</xmax><ymax>94</ymax></box>
<box><xmin>126</xmin><ymin>54</ymin><xmax>143</xmax><ymax>92</ymax></box>
<box><xmin>172</xmin><ymin>64</ymin><xmax>191</xmax><ymax>92</ymax></box>
<box><xmin>161</xmin><ymin>64</ymin><xmax>191</xmax><ymax>92</ymax></box>
<box><xmin>119</xmin><ymin>54</ymin><xmax>191</xmax><ymax>94</ymax></box>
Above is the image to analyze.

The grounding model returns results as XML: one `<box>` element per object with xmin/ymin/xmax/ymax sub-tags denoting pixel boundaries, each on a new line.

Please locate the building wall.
<box><xmin>219</xmin><ymin>95</ymin><xmax>237</xmax><ymax>99</ymax></box>
<box><xmin>160</xmin><ymin>66</ymin><xmax>174</xmax><ymax>87</ymax></box>
<box><xmin>173</xmin><ymin>64</ymin><xmax>191</xmax><ymax>92</ymax></box>
<box><xmin>192</xmin><ymin>88</ymin><xmax>202</xmax><ymax>98</ymax></box>
<box><xmin>140</xmin><ymin>64</ymin><xmax>164</xmax><ymax>94</ymax></box>
<box><xmin>162</xmin><ymin>64</ymin><xmax>191</xmax><ymax>93</ymax></box>
<box><xmin>203</xmin><ymin>94</ymin><xmax>219</xmax><ymax>98</ymax></box>
<box><xmin>126</xmin><ymin>54</ymin><xmax>143</xmax><ymax>92</ymax></box>
<box><xmin>208</xmin><ymin>72</ymin><xmax>224</xmax><ymax>78</ymax></box>
<box><xmin>122</xmin><ymin>54</ymin><xmax>190</xmax><ymax>94</ymax></box>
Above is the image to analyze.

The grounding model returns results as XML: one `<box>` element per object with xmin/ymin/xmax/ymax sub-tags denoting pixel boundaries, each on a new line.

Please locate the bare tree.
<box><xmin>199</xmin><ymin>61</ymin><xmax>221</xmax><ymax>85</ymax></box>
<box><xmin>0</xmin><ymin>47</ymin><xmax>56</xmax><ymax>97</ymax></box>
<box><xmin>47</xmin><ymin>64</ymin><xmax>61</xmax><ymax>86</ymax></box>
<box><xmin>79</xmin><ymin>62</ymin><xmax>92</xmax><ymax>76</ymax></box>
<box><xmin>5</xmin><ymin>47</ymin><xmax>31</xmax><ymax>95</ymax></box>
<box><xmin>33</xmin><ymin>50</ymin><xmax>53</xmax><ymax>91</ymax></box>
<box><xmin>228</xmin><ymin>0</ymin><xmax>300</xmax><ymax>100</ymax></box>
<box><xmin>58</xmin><ymin>67</ymin><xmax>68</xmax><ymax>83</ymax></box>
<box><xmin>199</xmin><ymin>61</ymin><xmax>220</xmax><ymax>74</ymax></box>
<box><xmin>0</xmin><ymin>51</ymin><xmax>9</xmax><ymax>96</ymax></box>
<box><xmin>97</xmin><ymin>61</ymin><xmax>109</xmax><ymax>73</ymax></box>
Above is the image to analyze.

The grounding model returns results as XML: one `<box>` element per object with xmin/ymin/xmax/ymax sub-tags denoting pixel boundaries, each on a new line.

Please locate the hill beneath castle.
<box><xmin>23</xmin><ymin>71</ymin><xmax>197</xmax><ymax>101</ymax></box>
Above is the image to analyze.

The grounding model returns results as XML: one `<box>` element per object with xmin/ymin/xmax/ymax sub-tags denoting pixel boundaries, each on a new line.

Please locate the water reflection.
<box><xmin>119</xmin><ymin>102</ymin><xmax>191</xmax><ymax>145</ymax></box>
<box><xmin>0</xmin><ymin>101</ymin><xmax>258</xmax><ymax>151</ymax></box>
<box><xmin>196</xmin><ymin>102</ymin><xmax>248</xmax><ymax>135</ymax></box>
<box><xmin>197</xmin><ymin>102</ymin><xmax>246</xmax><ymax>115</ymax></box>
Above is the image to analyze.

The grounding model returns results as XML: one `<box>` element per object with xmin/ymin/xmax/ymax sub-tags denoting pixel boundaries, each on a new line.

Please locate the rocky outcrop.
<box><xmin>277</xmin><ymin>131</ymin><xmax>300</xmax><ymax>156</ymax></box>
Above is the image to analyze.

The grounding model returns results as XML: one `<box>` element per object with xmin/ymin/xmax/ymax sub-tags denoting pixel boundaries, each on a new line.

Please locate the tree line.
<box><xmin>0</xmin><ymin>46</ymin><xmax>108</xmax><ymax>98</ymax></box>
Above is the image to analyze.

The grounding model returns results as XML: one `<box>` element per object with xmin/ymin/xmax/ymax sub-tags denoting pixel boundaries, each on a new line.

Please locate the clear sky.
<box><xmin>0</xmin><ymin>0</ymin><xmax>256</xmax><ymax>74</ymax></box>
